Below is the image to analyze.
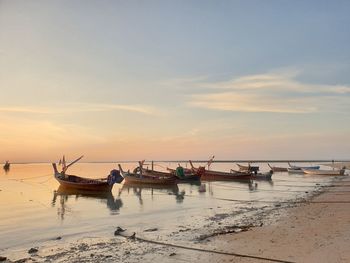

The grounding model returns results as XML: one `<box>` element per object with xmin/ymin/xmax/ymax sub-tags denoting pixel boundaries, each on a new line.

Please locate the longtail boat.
<box><xmin>52</xmin><ymin>155</ymin><xmax>123</xmax><ymax>191</ymax></box>
<box><xmin>288</xmin><ymin>162</ymin><xmax>320</xmax><ymax>170</ymax></box>
<box><xmin>231</xmin><ymin>169</ymin><xmax>273</xmax><ymax>180</ymax></box>
<box><xmin>268</xmin><ymin>163</ymin><xmax>288</xmax><ymax>172</ymax></box>
<box><xmin>118</xmin><ymin>164</ymin><xmax>177</xmax><ymax>185</ymax></box>
<box><xmin>236</xmin><ymin>163</ymin><xmax>260</xmax><ymax>173</ymax></box>
<box><xmin>302</xmin><ymin>168</ymin><xmax>346</xmax><ymax>176</ymax></box>
<box><xmin>287</xmin><ymin>163</ymin><xmax>320</xmax><ymax>174</ymax></box>
<box><xmin>142</xmin><ymin>167</ymin><xmax>201</xmax><ymax>181</ymax></box>
<box><xmin>189</xmin><ymin>160</ymin><xmax>252</xmax><ymax>181</ymax></box>
<box><xmin>138</xmin><ymin>161</ymin><xmax>202</xmax><ymax>181</ymax></box>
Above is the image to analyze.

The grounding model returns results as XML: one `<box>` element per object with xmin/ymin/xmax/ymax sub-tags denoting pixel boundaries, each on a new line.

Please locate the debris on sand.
<box><xmin>144</xmin><ymin>228</ymin><xmax>158</xmax><ymax>232</ymax></box>
<box><xmin>28</xmin><ymin>248</ymin><xmax>38</xmax><ymax>254</ymax></box>
<box><xmin>114</xmin><ymin>227</ymin><xmax>126</xmax><ymax>236</ymax></box>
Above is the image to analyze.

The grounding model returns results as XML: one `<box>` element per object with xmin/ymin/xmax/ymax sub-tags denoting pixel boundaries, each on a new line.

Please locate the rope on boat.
<box><xmin>116</xmin><ymin>232</ymin><xmax>296</xmax><ymax>263</ymax></box>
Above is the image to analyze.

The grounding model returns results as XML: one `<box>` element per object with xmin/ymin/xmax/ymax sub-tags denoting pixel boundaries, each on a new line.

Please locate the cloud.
<box><xmin>188</xmin><ymin>71</ymin><xmax>350</xmax><ymax>113</ymax></box>
<box><xmin>0</xmin><ymin>103</ymin><xmax>159</xmax><ymax>115</ymax></box>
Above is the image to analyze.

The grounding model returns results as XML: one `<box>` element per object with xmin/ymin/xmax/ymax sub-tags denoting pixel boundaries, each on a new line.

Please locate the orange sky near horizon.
<box><xmin>1</xmin><ymin>1</ymin><xmax>350</xmax><ymax>162</ymax></box>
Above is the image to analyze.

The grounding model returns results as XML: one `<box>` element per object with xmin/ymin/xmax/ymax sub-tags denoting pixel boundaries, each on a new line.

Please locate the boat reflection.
<box><xmin>52</xmin><ymin>186</ymin><xmax>123</xmax><ymax>220</ymax></box>
<box><xmin>120</xmin><ymin>183</ymin><xmax>185</xmax><ymax>204</ymax></box>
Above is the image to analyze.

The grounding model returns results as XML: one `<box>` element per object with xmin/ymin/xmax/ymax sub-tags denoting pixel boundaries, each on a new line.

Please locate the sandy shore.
<box><xmin>2</xmin><ymin>176</ymin><xmax>350</xmax><ymax>263</ymax></box>
<box><xmin>205</xmin><ymin>176</ymin><xmax>350</xmax><ymax>263</ymax></box>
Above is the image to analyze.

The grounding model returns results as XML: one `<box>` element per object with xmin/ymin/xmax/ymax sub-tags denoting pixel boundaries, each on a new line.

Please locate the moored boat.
<box><xmin>288</xmin><ymin>162</ymin><xmax>320</xmax><ymax>170</ymax></box>
<box><xmin>137</xmin><ymin>161</ymin><xmax>201</xmax><ymax>181</ymax></box>
<box><xmin>118</xmin><ymin>164</ymin><xmax>177</xmax><ymax>185</ymax></box>
<box><xmin>231</xmin><ymin>169</ymin><xmax>273</xmax><ymax>180</ymax></box>
<box><xmin>236</xmin><ymin>163</ymin><xmax>260</xmax><ymax>173</ymax></box>
<box><xmin>189</xmin><ymin>161</ymin><xmax>252</xmax><ymax>181</ymax></box>
<box><xmin>52</xmin><ymin>155</ymin><xmax>123</xmax><ymax>191</ymax></box>
<box><xmin>268</xmin><ymin>163</ymin><xmax>288</xmax><ymax>172</ymax></box>
<box><xmin>287</xmin><ymin>162</ymin><xmax>320</xmax><ymax>174</ymax></box>
<box><xmin>53</xmin><ymin>163</ymin><xmax>123</xmax><ymax>191</ymax></box>
<box><xmin>302</xmin><ymin>168</ymin><xmax>346</xmax><ymax>176</ymax></box>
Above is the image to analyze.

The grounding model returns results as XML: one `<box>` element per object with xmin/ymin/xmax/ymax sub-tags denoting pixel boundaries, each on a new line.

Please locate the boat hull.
<box><xmin>303</xmin><ymin>169</ymin><xmax>346</xmax><ymax>176</ymax></box>
<box><xmin>268</xmin><ymin>164</ymin><xmax>288</xmax><ymax>172</ymax></box>
<box><xmin>200</xmin><ymin>170</ymin><xmax>252</xmax><ymax>181</ymax></box>
<box><xmin>55</xmin><ymin>174</ymin><xmax>113</xmax><ymax>191</ymax></box>
<box><xmin>124</xmin><ymin>174</ymin><xmax>177</xmax><ymax>185</ymax></box>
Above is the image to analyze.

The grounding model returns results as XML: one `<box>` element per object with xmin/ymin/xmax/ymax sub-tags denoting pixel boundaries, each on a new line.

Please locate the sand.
<box><xmin>2</xmin><ymin>176</ymin><xmax>350</xmax><ymax>263</ymax></box>
<box><xmin>205</xmin><ymin>176</ymin><xmax>350</xmax><ymax>263</ymax></box>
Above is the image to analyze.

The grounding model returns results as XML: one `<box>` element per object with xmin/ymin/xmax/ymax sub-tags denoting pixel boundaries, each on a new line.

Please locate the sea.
<box><xmin>0</xmin><ymin>161</ymin><xmax>342</xmax><ymax>257</ymax></box>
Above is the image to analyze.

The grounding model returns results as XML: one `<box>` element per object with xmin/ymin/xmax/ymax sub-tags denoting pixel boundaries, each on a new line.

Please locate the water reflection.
<box><xmin>52</xmin><ymin>186</ymin><xmax>123</xmax><ymax>220</ymax></box>
<box><xmin>120</xmin><ymin>184</ymin><xmax>185</xmax><ymax>203</ymax></box>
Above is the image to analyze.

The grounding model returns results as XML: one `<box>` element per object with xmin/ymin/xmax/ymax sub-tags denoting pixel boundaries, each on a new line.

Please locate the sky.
<box><xmin>0</xmin><ymin>0</ymin><xmax>350</xmax><ymax>162</ymax></box>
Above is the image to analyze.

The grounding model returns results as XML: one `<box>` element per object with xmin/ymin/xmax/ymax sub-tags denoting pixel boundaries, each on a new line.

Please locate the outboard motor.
<box><xmin>108</xmin><ymin>169</ymin><xmax>124</xmax><ymax>185</ymax></box>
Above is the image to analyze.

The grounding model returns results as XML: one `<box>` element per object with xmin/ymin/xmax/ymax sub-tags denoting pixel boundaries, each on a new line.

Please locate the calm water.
<box><xmin>0</xmin><ymin>162</ymin><xmax>337</xmax><ymax>252</ymax></box>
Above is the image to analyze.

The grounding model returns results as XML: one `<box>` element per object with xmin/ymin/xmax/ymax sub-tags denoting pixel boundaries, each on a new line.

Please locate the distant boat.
<box><xmin>268</xmin><ymin>163</ymin><xmax>288</xmax><ymax>172</ymax></box>
<box><xmin>288</xmin><ymin>162</ymin><xmax>320</xmax><ymax>173</ymax></box>
<box><xmin>3</xmin><ymin>161</ymin><xmax>10</xmax><ymax>171</ymax></box>
<box><xmin>302</xmin><ymin>168</ymin><xmax>346</xmax><ymax>176</ymax></box>
<box><xmin>52</xmin><ymin>155</ymin><xmax>123</xmax><ymax>191</ymax></box>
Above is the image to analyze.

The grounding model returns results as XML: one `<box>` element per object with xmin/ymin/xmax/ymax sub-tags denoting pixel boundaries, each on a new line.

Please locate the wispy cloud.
<box><xmin>188</xmin><ymin>71</ymin><xmax>350</xmax><ymax>113</ymax></box>
<box><xmin>0</xmin><ymin>103</ymin><xmax>159</xmax><ymax>115</ymax></box>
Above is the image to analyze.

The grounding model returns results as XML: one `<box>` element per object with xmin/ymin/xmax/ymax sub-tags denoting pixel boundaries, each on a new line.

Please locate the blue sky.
<box><xmin>0</xmin><ymin>0</ymin><xmax>349</xmax><ymax>161</ymax></box>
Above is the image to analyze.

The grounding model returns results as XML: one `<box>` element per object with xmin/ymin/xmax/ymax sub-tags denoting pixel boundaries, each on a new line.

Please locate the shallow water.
<box><xmin>0</xmin><ymin>162</ymin><xmax>338</xmax><ymax>253</ymax></box>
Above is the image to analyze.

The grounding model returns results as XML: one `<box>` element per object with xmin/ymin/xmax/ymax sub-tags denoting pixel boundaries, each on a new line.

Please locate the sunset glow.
<box><xmin>1</xmin><ymin>1</ymin><xmax>349</xmax><ymax>162</ymax></box>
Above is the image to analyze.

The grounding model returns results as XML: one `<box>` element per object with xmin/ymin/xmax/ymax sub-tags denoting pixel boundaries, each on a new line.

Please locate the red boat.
<box><xmin>189</xmin><ymin>160</ymin><xmax>252</xmax><ymax>181</ymax></box>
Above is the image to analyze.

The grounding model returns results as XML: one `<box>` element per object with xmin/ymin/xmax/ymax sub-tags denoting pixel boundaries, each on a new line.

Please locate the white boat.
<box><xmin>288</xmin><ymin>162</ymin><xmax>320</xmax><ymax>173</ymax></box>
<box><xmin>302</xmin><ymin>168</ymin><xmax>346</xmax><ymax>176</ymax></box>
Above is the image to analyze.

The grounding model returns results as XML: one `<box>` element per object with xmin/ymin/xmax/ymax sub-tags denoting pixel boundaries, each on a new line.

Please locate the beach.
<box><xmin>1</xmin><ymin>164</ymin><xmax>349</xmax><ymax>263</ymax></box>
<box><xmin>205</xmin><ymin>175</ymin><xmax>350</xmax><ymax>263</ymax></box>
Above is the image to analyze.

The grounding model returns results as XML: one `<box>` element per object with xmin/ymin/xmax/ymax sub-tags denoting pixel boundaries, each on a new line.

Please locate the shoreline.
<box><xmin>1</xmin><ymin>176</ymin><xmax>349</xmax><ymax>262</ymax></box>
<box><xmin>205</xmin><ymin>175</ymin><xmax>350</xmax><ymax>263</ymax></box>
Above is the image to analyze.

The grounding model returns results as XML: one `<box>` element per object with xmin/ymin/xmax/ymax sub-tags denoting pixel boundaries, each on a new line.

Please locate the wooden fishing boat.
<box><xmin>166</xmin><ymin>167</ymin><xmax>193</xmax><ymax>175</ymax></box>
<box><xmin>231</xmin><ymin>169</ymin><xmax>273</xmax><ymax>180</ymax></box>
<box><xmin>52</xmin><ymin>156</ymin><xmax>123</xmax><ymax>191</ymax></box>
<box><xmin>142</xmin><ymin>167</ymin><xmax>201</xmax><ymax>181</ymax></box>
<box><xmin>137</xmin><ymin>160</ymin><xmax>202</xmax><ymax>181</ymax></box>
<box><xmin>236</xmin><ymin>163</ymin><xmax>260</xmax><ymax>173</ymax></box>
<box><xmin>302</xmin><ymin>168</ymin><xmax>346</xmax><ymax>176</ymax></box>
<box><xmin>189</xmin><ymin>161</ymin><xmax>252</xmax><ymax>181</ymax></box>
<box><xmin>118</xmin><ymin>164</ymin><xmax>177</xmax><ymax>185</ymax></box>
<box><xmin>268</xmin><ymin>163</ymin><xmax>288</xmax><ymax>172</ymax></box>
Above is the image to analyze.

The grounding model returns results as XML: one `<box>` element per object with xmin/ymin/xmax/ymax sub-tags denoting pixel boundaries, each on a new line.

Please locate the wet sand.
<box><xmin>205</xmin><ymin>175</ymin><xmax>350</xmax><ymax>263</ymax></box>
<box><xmin>2</xmin><ymin>175</ymin><xmax>349</xmax><ymax>262</ymax></box>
